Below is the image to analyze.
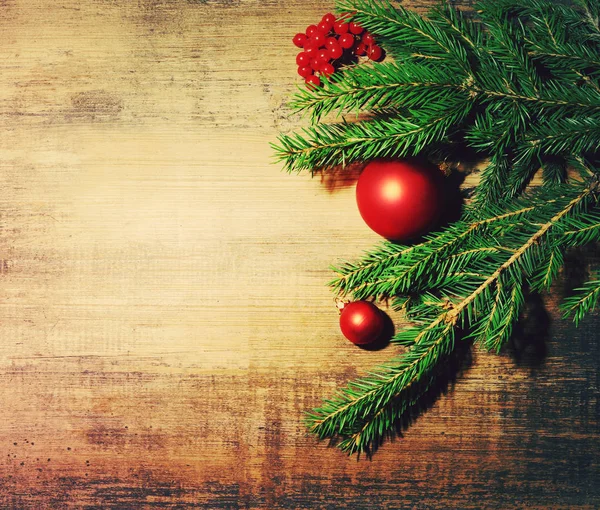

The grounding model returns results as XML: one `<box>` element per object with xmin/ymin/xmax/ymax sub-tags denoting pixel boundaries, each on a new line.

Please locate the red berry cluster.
<box><xmin>293</xmin><ymin>13</ymin><xmax>384</xmax><ymax>88</ymax></box>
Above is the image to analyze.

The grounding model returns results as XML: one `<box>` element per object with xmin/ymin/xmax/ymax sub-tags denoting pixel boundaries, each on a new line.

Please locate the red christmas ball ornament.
<box><xmin>356</xmin><ymin>159</ymin><xmax>444</xmax><ymax>241</ymax></box>
<box><xmin>339</xmin><ymin>301</ymin><xmax>385</xmax><ymax>346</ymax></box>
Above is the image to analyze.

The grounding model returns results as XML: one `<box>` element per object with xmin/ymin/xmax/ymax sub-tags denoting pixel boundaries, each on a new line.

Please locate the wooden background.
<box><xmin>0</xmin><ymin>0</ymin><xmax>598</xmax><ymax>508</ymax></box>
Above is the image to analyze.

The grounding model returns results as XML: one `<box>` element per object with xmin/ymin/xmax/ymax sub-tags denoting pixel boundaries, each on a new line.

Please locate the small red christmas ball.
<box><xmin>356</xmin><ymin>159</ymin><xmax>444</xmax><ymax>241</ymax></box>
<box><xmin>339</xmin><ymin>301</ymin><xmax>385</xmax><ymax>346</ymax></box>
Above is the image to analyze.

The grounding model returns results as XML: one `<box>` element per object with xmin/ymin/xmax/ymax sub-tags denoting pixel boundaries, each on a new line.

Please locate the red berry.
<box><xmin>293</xmin><ymin>33</ymin><xmax>308</xmax><ymax>48</ymax></box>
<box><xmin>349</xmin><ymin>22</ymin><xmax>364</xmax><ymax>34</ymax></box>
<box><xmin>355</xmin><ymin>42</ymin><xmax>367</xmax><ymax>56</ymax></box>
<box><xmin>333</xmin><ymin>21</ymin><xmax>349</xmax><ymax>35</ymax></box>
<box><xmin>306</xmin><ymin>24</ymin><xmax>318</xmax><ymax>37</ymax></box>
<box><xmin>310</xmin><ymin>57</ymin><xmax>322</xmax><ymax>70</ymax></box>
<box><xmin>305</xmin><ymin>75</ymin><xmax>321</xmax><ymax>89</ymax></box>
<box><xmin>317</xmin><ymin>49</ymin><xmax>330</xmax><ymax>63</ymax></box>
<box><xmin>322</xmin><ymin>12</ymin><xmax>336</xmax><ymax>25</ymax></box>
<box><xmin>303</xmin><ymin>43</ymin><xmax>318</xmax><ymax>56</ymax></box>
<box><xmin>317</xmin><ymin>20</ymin><xmax>332</xmax><ymax>34</ymax></box>
<box><xmin>319</xmin><ymin>62</ymin><xmax>335</xmax><ymax>77</ymax></box>
<box><xmin>326</xmin><ymin>37</ymin><xmax>338</xmax><ymax>48</ymax></box>
<box><xmin>296</xmin><ymin>52</ymin><xmax>310</xmax><ymax>66</ymax></box>
<box><xmin>362</xmin><ymin>32</ymin><xmax>374</xmax><ymax>45</ymax></box>
<box><xmin>298</xmin><ymin>65</ymin><xmax>313</xmax><ymax>78</ymax></box>
<box><xmin>310</xmin><ymin>31</ymin><xmax>327</xmax><ymax>48</ymax></box>
<box><xmin>339</xmin><ymin>33</ymin><xmax>355</xmax><ymax>49</ymax></box>
<box><xmin>327</xmin><ymin>41</ymin><xmax>343</xmax><ymax>59</ymax></box>
<box><xmin>368</xmin><ymin>44</ymin><xmax>383</xmax><ymax>61</ymax></box>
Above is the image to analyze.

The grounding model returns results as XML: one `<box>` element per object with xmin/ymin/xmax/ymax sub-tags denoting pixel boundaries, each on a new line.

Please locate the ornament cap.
<box><xmin>334</xmin><ymin>297</ymin><xmax>348</xmax><ymax>314</ymax></box>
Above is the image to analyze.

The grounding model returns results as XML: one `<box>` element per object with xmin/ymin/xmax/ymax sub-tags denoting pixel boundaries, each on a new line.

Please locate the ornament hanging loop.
<box><xmin>334</xmin><ymin>297</ymin><xmax>348</xmax><ymax>315</ymax></box>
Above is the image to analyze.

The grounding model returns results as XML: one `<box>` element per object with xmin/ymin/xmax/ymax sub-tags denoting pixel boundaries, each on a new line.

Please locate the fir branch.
<box><xmin>496</xmin><ymin>0</ymin><xmax>600</xmax><ymax>57</ymax></box>
<box><xmin>566</xmin><ymin>155</ymin><xmax>599</xmax><ymax>179</ymax></box>
<box><xmin>443</xmin><ymin>190</ymin><xmax>586</xmax><ymax>327</ymax></box>
<box><xmin>469</xmin><ymin>275</ymin><xmax>505</xmax><ymax>346</ymax></box>
<box><xmin>273</xmin><ymin>102</ymin><xmax>467</xmax><ymax>172</ymax></box>
<box><xmin>336</xmin><ymin>364</ymin><xmax>440</xmax><ymax>455</ymax></box>
<box><xmin>478</xmin><ymin>9</ymin><xmax>542</xmax><ymax>95</ymax></box>
<box><xmin>561</xmin><ymin>274</ymin><xmax>600</xmax><ymax>325</ymax></box>
<box><xmin>277</xmin><ymin>0</ymin><xmax>600</xmax><ymax>194</ymax></box>
<box><xmin>561</xmin><ymin>210</ymin><xmax>600</xmax><ymax>246</ymax></box>
<box><xmin>312</xmin><ymin>185</ymin><xmax>593</xmax><ymax>453</ymax></box>
<box><xmin>330</xmin><ymin>203</ymin><xmax>539</xmax><ymax>299</ymax></box>
<box><xmin>335</xmin><ymin>0</ymin><xmax>470</xmax><ymax>71</ymax></box>
<box><xmin>307</xmin><ymin>317</ymin><xmax>455</xmax><ymax>441</ymax></box>
<box><xmin>472</xmin><ymin>84</ymin><xmax>600</xmax><ymax>112</ymax></box>
<box><xmin>471</xmin><ymin>153</ymin><xmax>512</xmax><ymax>206</ymax></box>
<box><xmin>429</xmin><ymin>2</ymin><xmax>481</xmax><ymax>52</ymax></box>
<box><xmin>290</xmin><ymin>61</ymin><xmax>471</xmax><ymax>121</ymax></box>
<box><xmin>526</xmin><ymin>40</ymin><xmax>600</xmax><ymax>79</ymax></box>
<box><xmin>503</xmin><ymin>148</ymin><xmax>541</xmax><ymax>201</ymax></box>
<box><xmin>488</xmin><ymin>284</ymin><xmax>524</xmax><ymax>352</ymax></box>
<box><xmin>542</xmin><ymin>157</ymin><xmax>568</xmax><ymax>187</ymax></box>
<box><xmin>276</xmin><ymin>0</ymin><xmax>600</xmax><ymax>455</ymax></box>
<box><xmin>575</xmin><ymin>0</ymin><xmax>600</xmax><ymax>35</ymax></box>
<box><xmin>531</xmin><ymin>246</ymin><xmax>564</xmax><ymax>291</ymax></box>
<box><xmin>469</xmin><ymin>280</ymin><xmax>524</xmax><ymax>353</ymax></box>
<box><xmin>521</xmin><ymin>116</ymin><xmax>600</xmax><ymax>157</ymax></box>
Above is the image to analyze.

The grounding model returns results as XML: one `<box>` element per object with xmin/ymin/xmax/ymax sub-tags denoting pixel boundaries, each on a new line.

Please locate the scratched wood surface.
<box><xmin>0</xmin><ymin>0</ymin><xmax>598</xmax><ymax>508</ymax></box>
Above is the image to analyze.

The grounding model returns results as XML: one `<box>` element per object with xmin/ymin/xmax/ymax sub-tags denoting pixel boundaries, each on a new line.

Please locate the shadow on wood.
<box><xmin>357</xmin><ymin>309</ymin><xmax>395</xmax><ymax>352</ymax></box>
<box><xmin>326</xmin><ymin>335</ymin><xmax>475</xmax><ymax>459</ymax></box>
<box><xmin>316</xmin><ymin>161</ymin><xmax>366</xmax><ymax>193</ymax></box>
<box><xmin>508</xmin><ymin>291</ymin><xmax>550</xmax><ymax>368</ymax></box>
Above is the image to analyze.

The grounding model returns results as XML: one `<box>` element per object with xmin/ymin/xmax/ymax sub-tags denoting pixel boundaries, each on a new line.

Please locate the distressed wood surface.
<box><xmin>0</xmin><ymin>0</ymin><xmax>598</xmax><ymax>508</ymax></box>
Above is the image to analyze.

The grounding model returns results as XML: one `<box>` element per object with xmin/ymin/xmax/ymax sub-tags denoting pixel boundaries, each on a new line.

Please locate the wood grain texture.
<box><xmin>0</xmin><ymin>0</ymin><xmax>597</xmax><ymax>508</ymax></box>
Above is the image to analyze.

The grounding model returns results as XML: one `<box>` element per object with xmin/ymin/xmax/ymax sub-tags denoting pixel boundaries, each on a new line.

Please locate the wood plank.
<box><xmin>0</xmin><ymin>0</ymin><xmax>597</xmax><ymax>507</ymax></box>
